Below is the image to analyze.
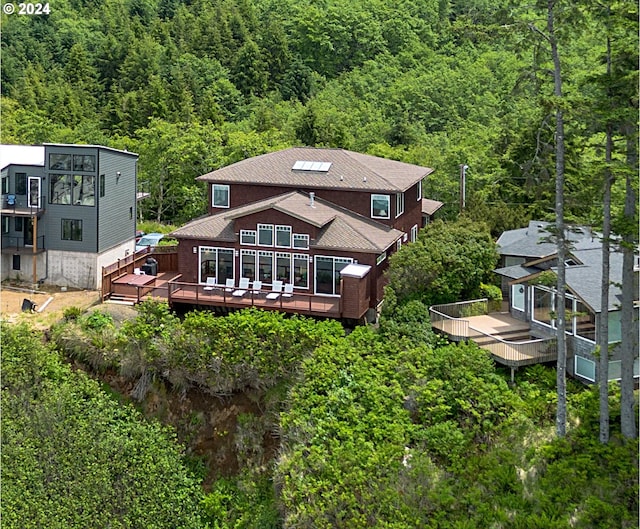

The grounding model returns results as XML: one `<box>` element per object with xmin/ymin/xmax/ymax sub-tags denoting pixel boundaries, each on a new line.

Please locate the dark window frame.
<box><xmin>61</xmin><ymin>219</ymin><xmax>83</xmax><ymax>241</ymax></box>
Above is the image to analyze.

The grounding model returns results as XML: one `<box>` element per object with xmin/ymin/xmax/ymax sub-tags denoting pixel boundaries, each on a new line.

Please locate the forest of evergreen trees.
<box><xmin>2</xmin><ymin>0</ymin><xmax>637</xmax><ymax>230</ymax></box>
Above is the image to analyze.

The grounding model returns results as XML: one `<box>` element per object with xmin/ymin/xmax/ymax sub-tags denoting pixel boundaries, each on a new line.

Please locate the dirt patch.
<box><xmin>0</xmin><ymin>284</ymin><xmax>101</xmax><ymax>328</ymax></box>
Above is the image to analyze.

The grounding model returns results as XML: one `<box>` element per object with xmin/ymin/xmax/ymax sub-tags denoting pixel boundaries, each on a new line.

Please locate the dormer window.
<box><xmin>371</xmin><ymin>194</ymin><xmax>390</xmax><ymax>219</ymax></box>
<box><xmin>212</xmin><ymin>184</ymin><xmax>229</xmax><ymax>208</ymax></box>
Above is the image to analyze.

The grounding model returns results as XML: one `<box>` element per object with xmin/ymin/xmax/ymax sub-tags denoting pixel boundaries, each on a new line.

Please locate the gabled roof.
<box><xmin>197</xmin><ymin>147</ymin><xmax>433</xmax><ymax>193</ymax></box>
<box><xmin>0</xmin><ymin>145</ymin><xmax>45</xmax><ymax>170</ymax></box>
<box><xmin>171</xmin><ymin>191</ymin><xmax>403</xmax><ymax>253</ymax></box>
<box><xmin>494</xmin><ymin>224</ymin><xmax>629</xmax><ymax>313</ymax></box>
<box><xmin>496</xmin><ymin>220</ymin><xmax>601</xmax><ymax>258</ymax></box>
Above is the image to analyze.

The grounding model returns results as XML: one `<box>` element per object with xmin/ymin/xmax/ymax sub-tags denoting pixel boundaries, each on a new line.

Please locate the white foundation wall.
<box><xmin>48</xmin><ymin>241</ymin><xmax>134</xmax><ymax>289</ymax></box>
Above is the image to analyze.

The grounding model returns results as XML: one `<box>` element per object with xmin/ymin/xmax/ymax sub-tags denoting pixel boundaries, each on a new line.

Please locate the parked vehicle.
<box><xmin>135</xmin><ymin>232</ymin><xmax>164</xmax><ymax>252</ymax></box>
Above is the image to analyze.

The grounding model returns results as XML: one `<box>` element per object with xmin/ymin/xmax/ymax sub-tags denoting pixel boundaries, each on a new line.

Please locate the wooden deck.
<box><xmin>168</xmin><ymin>281</ymin><xmax>341</xmax><ymax>318</ymax></box>
<box><xmin>431</xmin><ymin>311</ymin><xmax>556</xmax><ymax>369</ymax></box>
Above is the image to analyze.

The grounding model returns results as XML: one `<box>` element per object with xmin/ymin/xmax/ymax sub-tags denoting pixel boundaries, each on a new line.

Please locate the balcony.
<box><xmin>1</xmin><ymin>194</ymin><xmax>46</xmax><ymax>217</ymax></box>
<box><xmin>1</xmin><ymin>235</ymin><xmax>46</xmax><ymax>253</ymax></box>
<box><xmin>429</xmin><ymin>299</ymin><xmax>557</xmax><ymax>379</ymax></box>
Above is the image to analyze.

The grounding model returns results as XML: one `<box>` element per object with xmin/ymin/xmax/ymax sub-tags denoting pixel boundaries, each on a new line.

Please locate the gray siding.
<box><xmin>97</xmin><ymin>149</ymin><xmax>137</xmax><ymax>252</ymax></box>
<box><xmin>44</xmin><ymin>146</ymin><xmax>100</xmax><ymax>253</ymax></box>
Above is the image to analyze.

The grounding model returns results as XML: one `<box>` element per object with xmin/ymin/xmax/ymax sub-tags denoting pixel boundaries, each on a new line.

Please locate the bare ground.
<box><xmin>0</xmin><ymin>284</ymin><xmax>102</xmax><ymax>328</ymax></box>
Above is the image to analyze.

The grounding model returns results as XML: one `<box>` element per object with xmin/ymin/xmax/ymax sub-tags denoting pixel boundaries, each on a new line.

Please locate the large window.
<box><xmin>61</xmin><ymin>219</ymin><xmax>82</xmax><ymax>241</ymax></box>
<box><xmin>276</xmin><ymin>252</ymin><xmax>291</xmax><ymax>282</ymax></box>
<box><xmin>315</xmin><ymin>256</ymin><xmax>353</xmax><ymax>296</ymax></box>
<box><xmin>1</xmin><ymin>176</ymin><xmax>8</xmax><ymax>194</ymax></box>
<box><xmin>212</xmin><ymin>184</ymin><xmax>230</xmax><ymax>208</ymax></box>
<box><xmin>275</xmin><ymin>226</ymin><xmax>292</xmax><ymax>248</ymax></box>
<box><xmin>15</xmin><ymin>173</ymin><xmax>26</xmax><ymax>195</ymax></box>
<box><xmin>532</xmin><ymin>286</ymin><xmax>553</xmax><ymax>326</ymax></box>
<box><xmin>512</xmin><ymin>284</ymin><xmax>525</xmax><ymax>312</ymax></box>
<box><xmin>371</xmin><ymin>194</ymin><xmax>390</xmax><ymax>219</ymax></box>
<box><xmin>73</xmin><ymin>175</ymin><xmax>95</xmax><ymax>206</ymax></box>
<box><xmin>199</xmin><ymin>247</ymin><xmax>234</xmax><ymax>284</ymax></box>
<box><xmin>410</xmin><ymin>224</ymin><xmax>418</xmax><ymax>243</ymax></box>
<box><xmin>258</xmin><ymin>224</ymin><xmax>274</xmax><ymax>246</ymax></box>
<box><xmin>532</xmin><ymin>286</ymin><xmax>597</xmax><ymax>342</ymax></box>
<box><xmin>73</xmin><ymin>154</ymin><xmax>96</xmax><ymax>172</ymax></box>
<box><xmin>241</xmin><ymin>250</ymin><xmax>257</xmax><ymax>280</ymax></box>
<box><xmin>50</xmin><ymin>174</ymin><xmax>72</xmax><ymax>204</ymax></box>
<box><xmin>395</xmin><ymin>192</ymin><xmax>405</xmax><ymax>217</ymax></box>
<box><xmin>293</xmin><ymin>254</ymin><xmax>308</xmax><ymax>288</ymax></box>
<box><xmin>1</xmin><ymin>216</ymin><xmax>9</xmax><ymax>234</ymax></box>
<box><xmin>49</xmin><ymin>154</ymin><xmax>71</xmax><ymax>171</ymax></box>
<box><xmin>258</xmin><ymin>251</ymin><xmax>273</xmax><ymax>283</ymax></box>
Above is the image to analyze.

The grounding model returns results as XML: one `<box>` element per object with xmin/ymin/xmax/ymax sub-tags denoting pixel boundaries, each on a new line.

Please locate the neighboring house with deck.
<box><xmin>493</xmin><ymin>221</ymin><xmax>639</xmax><ymax>384</ymax></box>
<box><xmin>1</xmin><ymin>143</ymin><xmax>139</xmax><ymax>289</ymax></box>
<box><xmin>169</xmin><ymin>147</ymin><xmax>434</xmax><ymax>321</ymax></box>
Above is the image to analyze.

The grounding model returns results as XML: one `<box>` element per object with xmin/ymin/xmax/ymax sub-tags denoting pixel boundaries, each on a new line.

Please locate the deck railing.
<box><xmin>167</xmin><ymin>280</ymin><xmax>341</xmax><ymax>316</ymax></box>
<box><xmin>467</xmin><ymin>325</ymin><xmax>557</xmax><ymax>367</ymax></box>
<box><xmin>429</xmin><ymin>298</ymin><xmax>488</xmax><ymax>340</ymax></box>
<box><xmin>429</xmin><ymin>298</ymin><xmax>557</xmax><ymax>367</ymax></box>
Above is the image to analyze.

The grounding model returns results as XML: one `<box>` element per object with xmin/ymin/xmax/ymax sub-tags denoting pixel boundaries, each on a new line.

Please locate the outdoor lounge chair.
<box><xmin>203</xmin><ymin>277</ymin><xmax>216</xmax><ymax>291</ymax></box>
<box><xmin>266</xmin><ymin>280</ymin><xmax>283</xmax><ymax>300</ymax></box>
<box><xmin>233</xmin><ymin>277</ymin><xmax>250</xmax><ymax>297</ymax></box>
<box><xmin>282</xmin><ymin>283</ymin><xmax>294</xmax><ymax>298</ymax></box>
<box><xmin>251</xmin><ymin>280</ymin><xmax>262</xmax><ymax>295</ymax></box>
<box><xmin>224</xmin><ymin>278</ymin><xmax>235</xmax><ymax>292</ymax></box>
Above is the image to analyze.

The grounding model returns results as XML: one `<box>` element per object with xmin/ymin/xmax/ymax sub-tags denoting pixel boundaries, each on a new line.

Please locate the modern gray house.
<box><xmin>494</xmin><ymin>220</ymin><xmax>639</xmax><ymax>384</ymax></box>
<box><xmin>1</xmin><ymin>143</ymin><xmax>139</xmax><ymax>289</ymax></box>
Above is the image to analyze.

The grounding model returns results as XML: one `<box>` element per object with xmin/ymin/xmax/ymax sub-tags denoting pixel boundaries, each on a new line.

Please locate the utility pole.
<box><xmin>459</xmin><ymin>164</ymin><xmax>468</xmax><ymax>213</ymax></box>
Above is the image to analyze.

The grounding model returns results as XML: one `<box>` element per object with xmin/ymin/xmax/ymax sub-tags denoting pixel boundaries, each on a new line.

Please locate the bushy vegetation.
<box><xmin>43</xmin><ymin>301</ymin><xmax>640</xmax><ymax>527</ymax></box>
<box><xmin>1</xmin><ymin>323</ymin><xmax>204</xmax><ymax>529</ymax></box>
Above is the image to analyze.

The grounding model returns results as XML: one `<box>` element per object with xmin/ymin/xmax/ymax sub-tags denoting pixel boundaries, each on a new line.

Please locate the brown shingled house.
<box><xmin>169</xmin><ymin>147</ymin><xmax>434</xmax><ymax>321</ymax></box>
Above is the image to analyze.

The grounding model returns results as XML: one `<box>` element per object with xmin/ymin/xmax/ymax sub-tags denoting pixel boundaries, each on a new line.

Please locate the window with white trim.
<box><xmin>241</xmin><ymin>250</ymin><xmax>257</xmax><ymax>280</ymax></box>
<box><xmin>315</xmin><ymin>256</ymin><xmax>353</xmax><ymax>296</ymax></box>
<box><xmin>608</xmin><ymin>359</ymin><xmax>640</xmax><ymax>381</ymax></box>
<box><xmin>417</xmin><ymin>180</ymin><xmax>422</xmax><ymax>201</ymax></box>
<box><xmin>410</xmin><ymin>224</ymin><xmax>418</xmax><ymax>242</ymax></box>
<box><xmin>293</xmin><ymin>254</ymin><xmax>308</xmax><ymax>288</ymax></box>
<box><xmin>199</xmin><ymin>247</ymin><xmax>234</xmax><ymax>284</ymax></box>
<box><xmin>275</xmin><ymin>225</ymin><xmax>292</xmax><ymax>248</ymax></box>
<box><xmin>512</xmin><ymin>284</ymin><xmax>525</xmax><ymax>312</ymax></box>
<box><xmin>396</xmin><ymin>239</ymin><xmax>402</xmax><ymax>251</ymax></box>
<box><xmin>258</xmin><ymin>250</ymin><xmax>274</xmax><ymax>283</ymax></box>
<box><xmin>395</xmin><ymin>192</ymin><xmax>404</xmax><ymax>217</ymax></box>
<box><xmin>258</xmin><ymin>224</ymin><xmax>274</xmax><ymax>246</ymax></box>
<box><xmin>371</xmin><ymin>194</ymin><xmax>390</xmax><ymax>219</ymax></box>
<box><xmin>293</xmin><ymin>233</ymin><xmax>309</xmax><ymax>250</ymax></box>
<box><xmin>575</xmin><ymin>356</ymin><xmax>596</xmax><ymax>382</ymax></box>
<box><xmin>240</xmin><ymin>230</ymin><xmax>256</xmax><ymax>245</ymax></box>
<box><xmin>376</xmin><ymin>252</ymin><xmax>387</xmax><ymax>265</ymax></box>
<box><xmin>276</xmin><ymin>252</ymin><xmax>292</xmax><ymax>282</ymax></box>
<box><xmin>212</xmin><ymin>184</ymin><xmax>230</xmax><ymax>208</ymax></box>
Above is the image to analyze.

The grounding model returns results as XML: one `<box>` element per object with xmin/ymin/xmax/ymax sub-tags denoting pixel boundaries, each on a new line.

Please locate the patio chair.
<box><xmin>224</xmin><ymin>278</ymin><xmax>235</xmax><ymax>292</ymax></box>
<box><xmin>233</xmin><ymin>277</ymin><xmax>250</xmax><ymax>297</ymax></box>
<box><xmin>251</xmin><ymin>280</ymin><xmax>262</xmax><ymax>295</ymax></box>
<box><xmin>266</xmin><ymin>280</ymin><xmax>283</xmax><ymax>300</ymax></box>
<box><xmin>134</xmin><ymin>267</ymin><xmax>145</xmax><ymax>275</ymax></box>
<box><xmin>282</xmin><ymin>283</ymin><xmax>294</xmax><ymax>298</ymax></box>
<box><xmin>203</xmin><ymin>277</ymin><xmax>216</xmax><ymax>291</ymax></box>
<box><xmin>6</xmin><ymin>194</ymin><xmax>16</xmax><ymax>208</ymax></box>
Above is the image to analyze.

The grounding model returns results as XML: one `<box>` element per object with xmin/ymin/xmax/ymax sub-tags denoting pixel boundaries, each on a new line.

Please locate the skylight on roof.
<box><xmin>292</xmin><ymin>160</ymin><xmax>332</xmax><ymax>172</ymax></box>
